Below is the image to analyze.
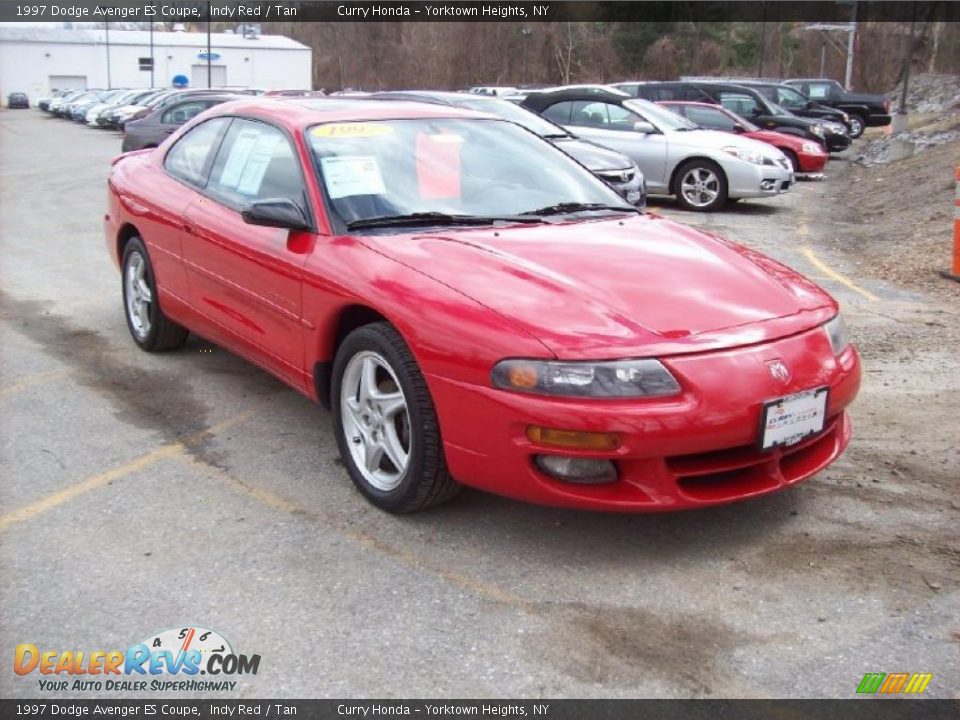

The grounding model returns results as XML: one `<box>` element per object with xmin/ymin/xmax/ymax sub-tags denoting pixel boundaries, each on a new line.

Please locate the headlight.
<box><xmin>802</xmin><ymin>142</ymin><xmax>823</xmax><ymax>154</ymax></box>
<box><xmin>492</xmin><ymin>359</ymin><xmax>681</xmax><ymax>398</ymax></box>
<box><xmin>811</xmin><ymin>125</ymin><xmax>825</xmax><ymax>137</ymax></box>
<box><xmin>722</xmin><ymin>147</ymin><xmax>764</xmax><ymax>165</ymax></box>
<box><xmin>824</xmin><ymin>315</ymin><xmax>851</xmax><ymax>355</ymax></box>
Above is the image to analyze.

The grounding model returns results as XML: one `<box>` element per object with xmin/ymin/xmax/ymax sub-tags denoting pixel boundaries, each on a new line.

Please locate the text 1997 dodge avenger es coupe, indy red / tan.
<box><xmin>104</xmin><ymin>98</ymin><xmax>860</xmax><ymax>513</ymax></box>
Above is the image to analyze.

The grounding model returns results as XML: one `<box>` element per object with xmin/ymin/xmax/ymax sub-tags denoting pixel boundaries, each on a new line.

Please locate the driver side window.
<box><xmin>206</xmin><ymin>118</ymin><xmax>308</xmax><ymax>214</ymax></box>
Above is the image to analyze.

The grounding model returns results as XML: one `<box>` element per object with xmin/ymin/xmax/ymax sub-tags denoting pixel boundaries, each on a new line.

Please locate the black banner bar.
<box><xmin>1</xmin><ymin>1</ymin><xmax>958</xmax><ymax>24</ymax></box>
<box><xmin>2</xmin><ymin>700</ymin><xmax>960</xmax><ymax>720</ymax></box>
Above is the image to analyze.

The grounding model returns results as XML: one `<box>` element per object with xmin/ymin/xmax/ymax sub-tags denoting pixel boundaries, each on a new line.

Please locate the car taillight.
<box><xmin>883</xmin><ymin>98</ymin><xmax>890</xmax><ymax>112</ymax></box>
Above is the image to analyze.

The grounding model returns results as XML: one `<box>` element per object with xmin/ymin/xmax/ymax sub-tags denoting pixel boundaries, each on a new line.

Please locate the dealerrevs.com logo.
<box><xmin>14</xmin><ymin>627</ymin><xmax>261</xmax><ymax>692</ymax></box>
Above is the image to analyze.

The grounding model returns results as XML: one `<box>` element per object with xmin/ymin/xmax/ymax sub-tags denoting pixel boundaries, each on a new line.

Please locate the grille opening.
<box><xmin>676</xmin><ymin>463</ymin><xmax>778</xmax><ymax>502</ymax></box>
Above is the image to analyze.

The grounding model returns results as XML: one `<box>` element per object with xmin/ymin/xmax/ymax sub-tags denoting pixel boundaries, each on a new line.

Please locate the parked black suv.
<box><xmin>719</xmin><ymin>80</ymin><xmax>851</xmax><ymax>129</ymax></box>
<box><xmin>782</xmin><ymin>79</ymin><xmax>891</xmax><ymax>138</ymax></box>
<box><xmin>613</xmin><ymin>80</ymin><xmax>851</xmax><ymax>153</ymax></box>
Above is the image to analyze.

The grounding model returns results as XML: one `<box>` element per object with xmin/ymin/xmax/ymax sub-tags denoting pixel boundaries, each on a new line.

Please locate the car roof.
<box><xmin>522</xmin><ymin>87</ymin><xmax>630</xmax><ymax>111</ymax></box>
<box><xmin>372</xmin><ymin>90</ymin><xmax>480</xmax><ymax>105</ymax></box>
<box><xmin>202</xmin><ymin>97</ymin><xmax>491</xmax><ymax>127</ymax></box>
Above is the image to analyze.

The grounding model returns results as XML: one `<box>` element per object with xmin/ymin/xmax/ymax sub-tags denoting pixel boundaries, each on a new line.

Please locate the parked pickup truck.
<box><xmin>782</xmin><ymin>78</ymin><xmax>891</xmax><ymax>138</ymax></box>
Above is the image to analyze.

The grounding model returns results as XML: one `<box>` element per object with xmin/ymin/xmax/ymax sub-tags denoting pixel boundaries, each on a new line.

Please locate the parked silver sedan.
<box><xmin>523</xmin><ymin>89</ymin><xmax>793</xmax><ymax>211</ymax></box>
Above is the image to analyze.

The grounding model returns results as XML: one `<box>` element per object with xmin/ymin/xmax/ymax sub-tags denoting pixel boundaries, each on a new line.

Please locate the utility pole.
<box><xmin>894</xmin><ymin>4</ymin><xmax>918</xmax><ymax>132</ymax></box>
<box><xmin>844</xmin><ymin>0</ymin><xmax>857</xmax><ymax>89</ymax></box>
<box><xmin>104</xmin><ymin>21</ymin><xmax>112</xmax><ymax>89</ymax></box>
<box><xmin>149</xmin><ymin>21</ymin><xmax>154</xmax><ymax>88</ymax></box>
<box><xmin>757</xmin><ymin>5</ymin><xmax>768</xmax><ymax>77</ymax></box>
<box><xmin>207</xmin><ymin>3</ymin><xmax>212</xmax><ymax>88</ymax></box>
<box><xmin>521</xmin><ymin>26</ymin><xmax>532</xmax><ymax>85</ymax></box>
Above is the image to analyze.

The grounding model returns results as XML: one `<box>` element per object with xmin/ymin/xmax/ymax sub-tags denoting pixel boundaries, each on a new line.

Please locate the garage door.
<box><xmin>190</xmin><ymin>65</ymin><xmax>227</xmax><ymax>89</ymax></box>
<box><xmin>48</xmin><ymin>75</ymin><xmax>87</xmax><ymax>91</ymax></box>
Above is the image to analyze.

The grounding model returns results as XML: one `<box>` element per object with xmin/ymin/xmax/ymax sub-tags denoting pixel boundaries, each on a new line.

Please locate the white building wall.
<box><xmin>0</xmin><ymin>29</ymin><xmax>311</xmax><ymax>100</ymax></box>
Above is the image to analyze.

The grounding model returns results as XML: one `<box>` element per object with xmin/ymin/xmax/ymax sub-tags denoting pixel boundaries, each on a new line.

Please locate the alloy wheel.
<box><xmin>680</xmin><ymin>167</ymin><xmax>720</xmax><ymax>208</ymax></box>
<box><xmin>339</xmin><ymin>351</ymin><xmax>411</xmax><ymax>491</ymax></box>
<box><xmin>124</xmin><ymin>251</ymin><xmax>153</xmax><ymax>339</ymax></box>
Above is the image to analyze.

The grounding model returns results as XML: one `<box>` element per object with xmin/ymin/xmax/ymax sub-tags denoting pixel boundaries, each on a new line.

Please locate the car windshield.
<box><xmin>444</xmin><ymin>96</ymin><xmax>568</xmax><ymax>137</ymax></box>
<box><xmin>624</xmin><ymin>98</ymin><xmax>698</xmax><ymax>131</ymax></box>
<box><xmin>306</xmin><ymin>117</ymin><xmax>632</xmax><ymax>228</ymax></box>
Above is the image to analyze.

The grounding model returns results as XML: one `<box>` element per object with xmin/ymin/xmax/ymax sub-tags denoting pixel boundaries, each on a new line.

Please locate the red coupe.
<box><xmin>104</xmin><ymin>98</ymin><xmax>860</xmax><ymax>513</ymax></box>
<box><xmin>659</xmin><ymin>101</ymin><xmax>829</xmax><ymax>174</ymax></box>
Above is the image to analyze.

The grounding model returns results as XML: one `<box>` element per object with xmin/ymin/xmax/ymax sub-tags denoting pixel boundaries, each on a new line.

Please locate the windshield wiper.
<box><xmin>519</xmin><ymin>202</ymin><xmax>637</xmax><ymax>217</ymax></box>
<box><xmin>346</xmin><ymin>212</ymin><xmax>544</xmax><ymax>230</ymax></box>
<box><xmin>542</xmin><ymin>133</ymin><xmax>572</xmax><ymax>139</ymax></box>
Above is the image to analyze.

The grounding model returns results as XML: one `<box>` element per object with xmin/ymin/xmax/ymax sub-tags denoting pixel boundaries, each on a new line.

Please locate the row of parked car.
<box><xmin>36</xmin><ymin>75</ymin><xmax>888</xmax><ymax>212</ymax></box>
<box><xmin>36</xmin><ymin>86</ymin><xmax>323</xmax><ymax>151</ymax></box>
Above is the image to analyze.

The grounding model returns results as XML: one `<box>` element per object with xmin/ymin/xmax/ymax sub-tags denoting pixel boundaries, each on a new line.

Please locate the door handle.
<box><xmin>181</xmin><ymin>221</ymin><xmax>195</xmax><ymax>234</ymax></box>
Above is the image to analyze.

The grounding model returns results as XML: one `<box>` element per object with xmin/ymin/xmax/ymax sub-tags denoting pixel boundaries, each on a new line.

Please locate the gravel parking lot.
<box><xmin>1</xmin><ymin>109</ymin><xmax>957</xmax><ymax>699</ymax></box>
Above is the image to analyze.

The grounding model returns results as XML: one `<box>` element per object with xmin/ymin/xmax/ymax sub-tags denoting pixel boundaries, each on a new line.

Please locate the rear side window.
<box><xmin>162</xmin><ymin>100</ymin><xmax>217</xmax><ymax>126</ymax></box>
<box><xmin>718</xmin><ymin>92</ymin><xmax>760</xmax><ymax>116</ymax></box>
<box><xmin>685</xmin><ymin>105</ymin><xmax>737</xmax><ymax>130</ymax></box>
<box><xmin>206</xmin><ymin>118</ymin><xmax>308</xmax><ymax>213</ymax></box>
<box><xmin>163</xmin><ymin>117</ymin><xmax>229</xmax><ymax>187</ymax></box>
<box><xmin>542</xmin><ymin>101</ymin><xmax>573</xmax><ymax>124</ymax></box>
<box><xmin>807</xmin><ymin>83</ymin><xmax>833</xmax><ymax>100</ymax></box>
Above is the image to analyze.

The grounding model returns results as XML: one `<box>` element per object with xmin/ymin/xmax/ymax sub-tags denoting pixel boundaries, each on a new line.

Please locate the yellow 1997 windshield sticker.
<box><xmin>312</xmin><ymin>123</ymin><xmax>393</xmax><ymax>139</ymax></box>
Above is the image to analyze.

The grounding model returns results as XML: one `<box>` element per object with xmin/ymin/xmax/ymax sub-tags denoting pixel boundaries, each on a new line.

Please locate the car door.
<box><xmin>564</xmin><ymin>100</ymin><xmax>670</xmax><ymax>191</ymax></box>
<box><xmin>149</xmin><ymin>117</ymin><xmax>232</xmax><ymax>304</ymax></box>
<box><xmin>180</xmin><ymin>117</ymin><xmax>314</xmax><ymax>390</ymax></box>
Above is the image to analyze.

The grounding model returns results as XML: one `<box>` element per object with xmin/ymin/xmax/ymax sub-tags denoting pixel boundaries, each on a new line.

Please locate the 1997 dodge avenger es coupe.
<box><xmin>105</xmin><ymin>98</ymin><xmax>861</xmax><ymax>513</ymax></box>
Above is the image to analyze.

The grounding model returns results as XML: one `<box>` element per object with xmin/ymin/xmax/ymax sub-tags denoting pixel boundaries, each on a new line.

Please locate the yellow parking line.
<box><xmin>175</xmin><ymin>452</ymin><xmax>528</xmax><ymax>608</ymax></box>
<box><xmin>802</xmin><ymin>247</ymin><xmax>880</xmax><ymax>302</ymax></box>
<box><xmin>0</xmin><ymin>411</ymin><xmax>254</xmax><ymax>532</ymax></box>
<box><xmin>0</xmin><ymin>369</ymin><xmax>66</xmax><ymax>398</ymax></box>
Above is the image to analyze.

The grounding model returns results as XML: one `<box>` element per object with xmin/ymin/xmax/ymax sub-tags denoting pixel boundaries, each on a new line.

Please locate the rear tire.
<box><xmin>674</xmin><ymin>159</ymin><xmax>728</xmax><ymax>212</ymax></box>
<box><xmin>331</xmin><ymin>322</ymin><xmax>460</xmax><ymax>513</ymax></box>
<box><xmin>847</xmin><ymin>114</ymin><xmax>865</xmax><ymax>139</ymax></box>
<box><xmin>121</xmin><ymin>236</ymin><xmax>189</xmax><ymax>352</ymax></box>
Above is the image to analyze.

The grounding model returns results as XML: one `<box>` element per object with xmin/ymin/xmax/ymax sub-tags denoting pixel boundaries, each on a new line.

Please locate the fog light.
<box><xmin>534</xmin><ymin>455</ymin><xmax>617</xmax><ymax>484</ymax></box>
<box><xmin>761</xmin><ymin>179</ymin><xmax>776</xmax><ymax>191</ymax></box>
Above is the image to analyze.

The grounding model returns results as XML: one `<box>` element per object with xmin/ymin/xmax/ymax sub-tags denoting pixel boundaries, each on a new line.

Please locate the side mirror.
<box><xmin>241</xmin><ymin>198</ymin><xmax>310</xmax><ymax>231</ymax></box>
<box><xmin>633</xmin><ymin>121</ymin><xmax>656</xmax><ymax>134</ymax></box>
<box><xmin>732</xmin><ymin>123</ymin><xmax>747</xmax><ymax>133</ymax></box>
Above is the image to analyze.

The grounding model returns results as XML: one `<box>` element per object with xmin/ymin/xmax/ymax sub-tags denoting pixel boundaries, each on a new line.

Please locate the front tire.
<box><xmin>782</xmin><ymin>149</ymin><xmax>801</xmax><ymax>174</ymax></box>
<box><xmin>331</xmin><ymin>322</ymin><xmax>460</xmax><ymax>513</ymax></box>
<box><xmin>674</xmin><ymin>160</ymin><xmax>728</xmax><ymax>212</ymax></box>
<box><xmin>121</xmin><ymin>236</ymin><xmax>188</xmax><ymax>352</ymax></box>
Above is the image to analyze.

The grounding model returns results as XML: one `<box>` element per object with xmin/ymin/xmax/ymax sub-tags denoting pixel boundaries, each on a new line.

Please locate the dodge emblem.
<box><xmin>767</xmin><ymin>360</ymin><xmax>790</xmax><ymax>383</ymax></box>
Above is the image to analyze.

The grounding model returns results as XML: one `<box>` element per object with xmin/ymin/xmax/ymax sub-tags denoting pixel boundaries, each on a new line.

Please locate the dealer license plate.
<box><xmin>759</xmin><ymin>387</ymin><xmax>828</xmax><ymax>451</ymax></box>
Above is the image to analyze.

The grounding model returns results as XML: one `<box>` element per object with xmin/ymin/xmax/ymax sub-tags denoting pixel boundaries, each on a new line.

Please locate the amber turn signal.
<box><xmin>526</xmin><ymin>426</ymin><xmax>621</xmax><ymax>451</ymax></box>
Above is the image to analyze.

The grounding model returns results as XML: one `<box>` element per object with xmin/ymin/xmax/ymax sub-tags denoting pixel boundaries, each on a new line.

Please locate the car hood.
<box><xmin>551</xmin><ymin>137</ymin><xmax>633</xmax><ymax>171</ymax></box>
<box><xmin>745</xmin><ymin>129</ymin><xmax>808</xmax><ymax>149</ymax></box>
<box><xmin>360</xmin><ymin>214</ymin><xmax>834</xmax><ymax>359</ymax></box>
<box><xmin>666</xmin><ymin>129</ymin><xmax>786</xmax><ymax>160</ymax></box>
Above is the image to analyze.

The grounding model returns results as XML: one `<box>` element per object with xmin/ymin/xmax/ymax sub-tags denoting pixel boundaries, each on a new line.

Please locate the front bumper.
<box><xmin>428</xmin><ymin>326</ymin><xmax>860</xmax><ymax>511</ymax></box>
<box><xmin>824</xmin><ymin>131</ymin><xmax>852</xmax><ymax>153</ymax></box>
<box><xmin>797</xmin><ymin>149</ymin><xmax>828</xmax><ymax>173</ymax></box>
<box><xmin>726</xmin><ymin>158</ymin><xmax>793</xmax><ymax>199</ymax></box>
<box><xmin>596</xmin><ymin>167</ymin><xmax>645</xmax><ymax>208</ymax></box>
